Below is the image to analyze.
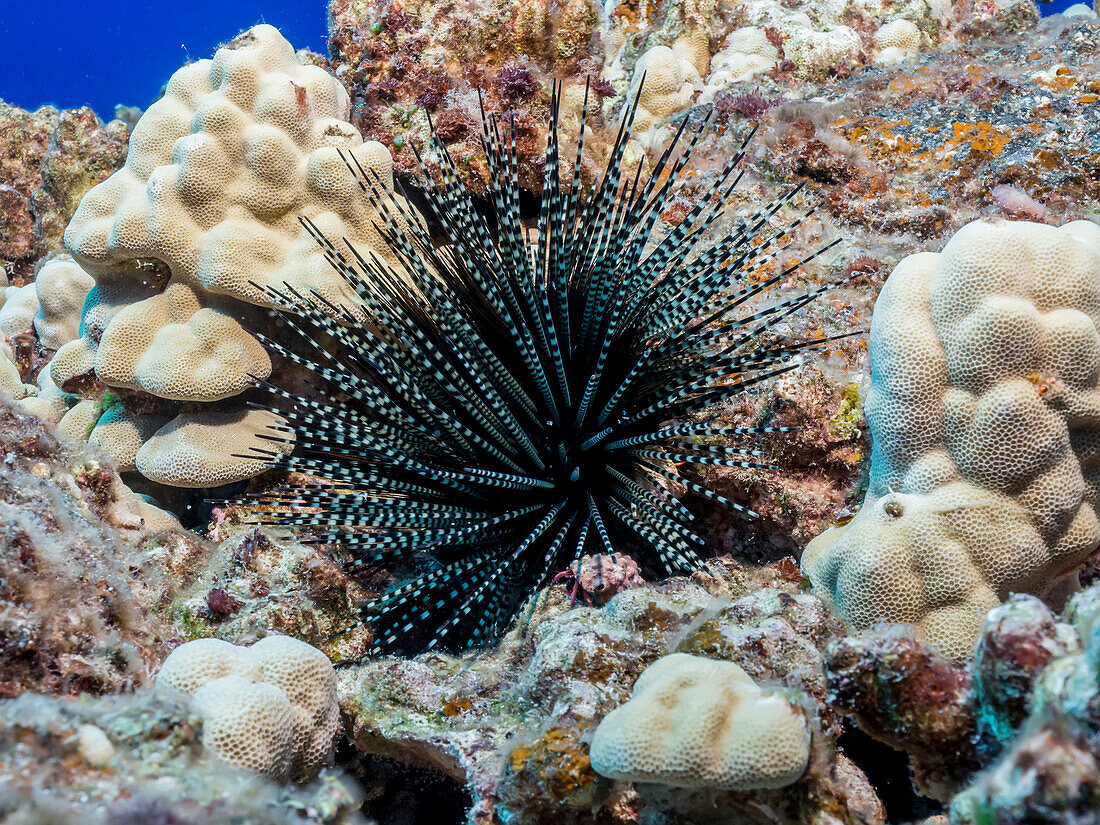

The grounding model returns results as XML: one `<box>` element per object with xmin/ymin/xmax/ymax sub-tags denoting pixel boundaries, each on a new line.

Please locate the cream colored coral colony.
<box><xmin>590</xmin><ymin>653</ymin><xmax>811</xmax><ymax>791</ymax></box>
<box><xmin>54</xmin><ymin>24</ymin><xmax>407</xmax><ymax>486</ymax></box>
<box><xmin>156</xmin><ymin>636</ymin><xmax>341</xmax><ymax>783</ymax></box>
<box><xmin>805</xmin><ymin>219</ymin><xmax>1100</xmax><ymax>663</ymax></box>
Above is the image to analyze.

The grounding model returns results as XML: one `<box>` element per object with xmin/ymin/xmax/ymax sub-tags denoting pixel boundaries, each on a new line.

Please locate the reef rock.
<box><xmin>0</xmin><ymin>392</ymin><xmax>379</xmax><ymax>698</ymax></box>
<box><xmin>823</xmin><ymin>586</ymin><xmax>1091</xmax><ymax>806</ymax></box>
<box><xmin>339</xmin><ymin>557</ymin><xmax>887</xmax><ymax>824</ymax></box>
<box><xmin>951</xmin><ymin>582</ymin><xmax>1100</xmax><ymax>823</ymax></box>
<box><xmin>172</xmin><ymin>505</ymin><xmax>377</xmax><ymax>662</ymax></box>
<box><xmin>0</xmin><ymin>102</ymin><xmax>128</xmax><ymax>281</ymax></box>
<box><xmin>328</xmin><ymin>0</ymin><xmax>1042</xmax><ymax>195</ymax></box>
<box><xmin>0</xmin><ymin>399</ymin><xmax>182</xmax><ymax>698</ymax></box>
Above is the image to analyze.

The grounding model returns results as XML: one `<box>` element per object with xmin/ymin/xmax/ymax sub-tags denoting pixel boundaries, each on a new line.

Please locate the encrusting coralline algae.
<box><xmin>1</xmin><ymin>0</ymin><xmax>1100</xmax><ymax>822</ymax></box>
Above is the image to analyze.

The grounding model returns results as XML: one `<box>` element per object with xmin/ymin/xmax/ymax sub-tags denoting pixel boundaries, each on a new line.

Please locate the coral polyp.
<box><xmin>242</xmin><ymin>83</ymin><xmax>844</xmax><ymax>656</ymax></box>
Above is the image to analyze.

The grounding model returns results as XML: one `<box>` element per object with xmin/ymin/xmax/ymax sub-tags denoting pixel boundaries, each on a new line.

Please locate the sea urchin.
<box><xmin>240</xmin><ymin>82</ymin><xmax>846</xmax><ymax>656</ymax></box>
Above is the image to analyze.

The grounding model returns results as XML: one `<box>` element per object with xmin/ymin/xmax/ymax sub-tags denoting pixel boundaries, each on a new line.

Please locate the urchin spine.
<box><xmin>238</xmin><ymin>81</ymin><xmax>850</xmax><ymax>656</ymax></box>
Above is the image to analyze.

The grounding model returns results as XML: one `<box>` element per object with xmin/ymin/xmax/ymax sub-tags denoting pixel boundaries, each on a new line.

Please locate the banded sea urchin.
<box><xmin>240</xmin><ymin>82</ymin><xmax>850</xmax><ymax>656</ymax></box>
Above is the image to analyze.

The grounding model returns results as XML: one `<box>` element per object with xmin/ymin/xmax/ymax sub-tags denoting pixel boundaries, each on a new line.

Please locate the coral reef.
<box><xmin>242</xmin><ymin>55</ymin><xmax>852</xmax><ymax>657</ymax></box>
<box><xmin>328</xmin><ymin>0</ymin><xmax>1042</xmax><ymax>196</ymax></box>
<box><xmin>156</xmin><ymin>636</ymin><xmax>341</xmax><ymax>782</ymax></box>
<box><xmin>57</xmin><ymin>24</ymin><xmax>406</xmax><ymax>487</ymax></box>
<box><xmin>4</xmin><ymin>2</ymin><xmax>1100</xmax><ymax>823</ymax></box>
<box><xmin>329</xmin><ymin>0</ymin><xmax>601</xmax><ymax>194</ymax></box>
<box><xmin>764</xmin><ymin>18</ymin><xmax>1100</xmax><ymax>239</ymax></box>
<box><xmin>0</xmin><ymin>691</ymin><xmax>364</xmax><ymax>824</ymax></box>
<box><xmin>805</xmin><ymin>219</ymin><xmax>1100</xmax><ymax>663</ymax></box>
<box><xmin>0</xmin><ymin>102</ymin><xmax>128</xmax><ymax>280</ymax></box>
<box><xmin>0</xmin><ymin>393</ymin><xmax>376</xmax><ymax>699</ymax></box>
<box><xmin>338</xmin><ymin>557</ymin><xmax>886</xmax><ymax>824</ymax></box>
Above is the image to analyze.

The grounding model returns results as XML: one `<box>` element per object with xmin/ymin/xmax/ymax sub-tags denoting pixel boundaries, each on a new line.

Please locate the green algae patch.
<box><xmin>827</xmin><ymin>382</ymin><xmax>864</xmax><ymax>440</ymax></box>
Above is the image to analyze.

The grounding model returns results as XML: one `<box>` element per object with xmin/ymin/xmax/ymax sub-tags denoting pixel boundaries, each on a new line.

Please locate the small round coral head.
<box><xmin>589</xmin><ymin>653</ymin><xmax>811</xmax><ymax>791</ymax></box>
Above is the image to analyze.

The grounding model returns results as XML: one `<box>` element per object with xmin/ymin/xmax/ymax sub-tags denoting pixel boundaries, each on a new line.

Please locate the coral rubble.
<box><xmin>952</xmin><ymin>584</ymin><xmax>1100</xmax><ymax>823</ymax></box>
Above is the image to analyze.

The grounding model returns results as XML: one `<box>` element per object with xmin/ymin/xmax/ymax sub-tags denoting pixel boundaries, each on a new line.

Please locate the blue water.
<box><xmin>0</xmin><ymin>0</ymin><xmax>327</xmax><ymax>119</ymax></box>
<box><xmin>0</xmin><ymin>0</ymin><xmax>1086</xmax><ymax>121</ymax></box>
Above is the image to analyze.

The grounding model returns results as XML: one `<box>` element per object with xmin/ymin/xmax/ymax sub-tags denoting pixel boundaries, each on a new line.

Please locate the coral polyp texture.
<box><xmin>244</xmin><ymin>82</ymin><xmax>843</xmax><ymax>655</ymax></box>
<box><xmin>804</xmin><ymin>219</ymin><xmax>1100</xmax><ymax>663</ymax></box>
<box><xmin>156</xmin><ymin>636</ymin><xmax>341</xmax><ymax>782</ymax></box>
<box><xmin>589</xmin><ymin>652</ymin><xmax>811</xmax><ymax>790</ymax></box>
<box><xmin>56</xmin><ymin>24</ymin><xmax>405</xmax><ymax>487</ymax></box>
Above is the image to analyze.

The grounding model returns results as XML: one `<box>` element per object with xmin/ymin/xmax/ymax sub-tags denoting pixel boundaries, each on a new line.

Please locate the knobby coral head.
<box><xmin>238</xmin><ymin>81</ymin><xmax>849</xmax><ymax>657</ymax></box>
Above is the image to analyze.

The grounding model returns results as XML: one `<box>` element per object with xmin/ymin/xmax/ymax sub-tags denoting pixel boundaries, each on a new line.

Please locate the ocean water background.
<box><xmin>0</xmin><ymin>0</ymin><xmax>327</xmax><ymax>118</ymax></box>
<box><xmin>0</xmin><ymin>0</ymin><xmax>1087</xmax><ymax>120</ymax></box>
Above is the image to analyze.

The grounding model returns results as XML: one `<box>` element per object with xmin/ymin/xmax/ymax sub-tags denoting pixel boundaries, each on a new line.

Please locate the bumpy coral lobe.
<box><xmin>157</xmin><ymin>636</ymin><xmax>342</xmax><ymax>782</ymax></box>
<box><xmin>805</xmin><ymin>220</ymin><xmax>1100</xmax><ymax>663</ymax></box>
<box><xmin>589</xmin><ymin>653</ymin><xmax>813</xmax><ymax>791</ymax></box>
<box><xmin>55</xmin><ymin>24</ymin><xmax>411</xmax><ymax>488</ymax></box>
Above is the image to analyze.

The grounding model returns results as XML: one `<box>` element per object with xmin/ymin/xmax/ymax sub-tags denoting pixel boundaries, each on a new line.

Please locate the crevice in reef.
<box><xmin>339</xmin><ymin>745</ymin><xmax>471</xmax><ymax>825</ymax></box>
<box><xmin>838</xmin><ymin>727</ymin><xmax>943</xmax><ymax>824</ymax></box>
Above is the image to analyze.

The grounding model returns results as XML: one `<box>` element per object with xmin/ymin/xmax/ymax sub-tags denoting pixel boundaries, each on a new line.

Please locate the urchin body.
<box><xmin>243</xmin><ymin>84</ymin><xmax>843</xmax><ymax>656</ymax></box>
